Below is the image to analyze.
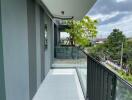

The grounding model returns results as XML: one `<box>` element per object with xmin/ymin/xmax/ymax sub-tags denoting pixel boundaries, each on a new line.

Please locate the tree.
<box><xmin>89</xmin><ymin>43</ymin><xmax>106</xmax><ymax>61</ymax></box>
<box><xmin>124</xmin><ymin>39</ymin><xmax>132</xmax><ymax>60</ymax></box>
<box><xmin>104</xmin><ymin>29</ymin><xmax>126</xmax><ymax>60</ymax></box>
<box><xmin>65</xmin><ymin>16</ymin><xmax>98</xmax><ymax>47</ymax></box>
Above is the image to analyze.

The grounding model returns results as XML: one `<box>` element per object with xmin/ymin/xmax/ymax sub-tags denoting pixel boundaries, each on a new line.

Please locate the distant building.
<box><xmin>92</xmin><ymin>38</ymin><xmax>107</xmax><ymax>44</ymax></box>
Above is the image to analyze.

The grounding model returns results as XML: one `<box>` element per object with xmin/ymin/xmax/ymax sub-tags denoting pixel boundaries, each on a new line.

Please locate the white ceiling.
<box><xmin>41</xmin><ymin>0</ymin><xmax>97</xmax><ymax>20</ymax></box>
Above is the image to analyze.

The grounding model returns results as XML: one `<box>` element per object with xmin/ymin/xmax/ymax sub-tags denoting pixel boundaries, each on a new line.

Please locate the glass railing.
<box><xmin>54</xmin><ymin>46</ymin><xmax>88</xmax><ymax>97</ymax></box>
<box><xmin>54</xmin><ymin>46</ymin><xmax>132</xmax><ymax>100</ymax></box>
<box><xmin>54</xmin><ymin>46</ymin><xmax>83</xmax><ymax>66</ymax></box>
<box><xmin>54</xmin><ymin>46</ymin><xmax>78</xmax><ymax>59</ymax></box>
<box><xmin>75</xmin><ymin>49</ymin><xmax>87</xmax><ymax>98</ymax></box>
<box><xmin>86</xmin><ymin>51</ymin><xmax>132</xmax><ymax>100</ymax></box>
<box><xmin>116</xmin><ymin>78</ymin><xmax>132</xmax><ymax>100</ymax></box>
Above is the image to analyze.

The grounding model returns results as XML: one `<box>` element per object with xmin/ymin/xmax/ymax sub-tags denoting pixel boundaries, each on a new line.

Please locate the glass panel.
<box><xmin>60</xmin><ymin>32</ymin><xmax>70</xmax><ymax>46</ymax></box>
<box><xmin>76</xmin><ymin>50</ymin><xmax>87</xmax><ymax>97</ymax></box>
<box><xmin>116</xmin><ymin>80</ymin><xmax>132</xmax><ymax>100</ymax></box>
<box><xmin>54</xmin><ymin>46</ymin><xmax>78</xmax><ymax>64</ymax></box>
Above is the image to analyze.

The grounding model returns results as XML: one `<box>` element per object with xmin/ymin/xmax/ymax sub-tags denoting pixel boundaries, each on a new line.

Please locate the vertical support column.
<box><xmin>57</xmin><ymin>28</ymin><xmax>61</xmax><ymax>45</ymax></box>
<box><xmin>27</xmin><ymin>0</ymin><xmax>37</xmax><ymax>99</ymax></box>
<box><xmin>36</xmin><ymin>3</ymin><xmax>41</xmax><ymax>88</ymax></box>
<box><xmin>0</xmin><ymin>1</ymin><xmax>6</xmax><ymax>99</ymax></box>
<box><xmin>44</xmin><ymin>13</ymin><xmax>54</xmax><ymax>76</ymax></box>
<box><xmin>54</xmin><ymin>24</ymin><xmax>57</xmax><ymax>47</ymax></box>
<box><xmin>35</xmin><ymin>3</ymin><xmax>45</xmax><ymax>88</ymax></box>
<box><xmin>0</xmin><ymin>32</ymin><xmax>6</xmax><ymax>100</ymax></box>
<box><xmin>54</xmin><ymin>24</ymin><xmax>57</xmax><ymax>58</ymax></box>
<box><xmin>50</xmin><ymin>21</ymin><xmax>54</xmax><ymax>63</ymax></box>
<box><xmin>40</xmin><ymin>7</ymin><xmax>45</xmax><ymax>82</ymax></box>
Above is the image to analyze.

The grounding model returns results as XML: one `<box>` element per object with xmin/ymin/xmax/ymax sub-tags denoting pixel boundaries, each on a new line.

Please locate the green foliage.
<box><xmin>124</xmin><ymin>40</ymin><xmax>132</xmax><ymax>60</ymax></box>
<box><xmin>88</xmin><ymin>28</ymin><xmax>132</xmax><ymax>83</ymax></box>
<box><xmin>128</xmin><ymin>61</ymin><xmax>132</xmax><ymax>75</ymax></box>
<box><xmin>89</xmin><ymin>29</ymin><xmax>127</xmax><ymax>61</ymax></box>
<box><xmin>65</xmin><ymin>16</ymin><xmax>98</xmax><ymax>47</ymax></box>
<box><xmin>88</xmin><ymin>44</ymin><xmax>106</xmax><ymax>60</ymax></box>
<box><xmin>117</xmin><ymin>69</ymin><xmax>132</xmax><ymax>84</ymax></box>
<box><xmin>104</xmin><ymin>29</ymin><xmax>126</xmax><ymax>60</ymax></box>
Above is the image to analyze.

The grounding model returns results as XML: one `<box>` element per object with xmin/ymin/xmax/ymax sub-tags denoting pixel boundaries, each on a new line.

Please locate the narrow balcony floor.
<box><xmin>33</xmin><ymin>69</ymin><xmax>85</xmax><ymax>100</ymax></box>
<box><xmin>52</xmin><ymin>58</ymin><xmax>87</xmax><ymax>68</ymax></box>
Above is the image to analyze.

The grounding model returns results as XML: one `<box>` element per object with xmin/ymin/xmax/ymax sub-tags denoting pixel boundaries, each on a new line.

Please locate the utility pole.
<box><xmin>120</xmin><ymin>42</ymin><xmax>123</xmax><ymax>68</ymax></box>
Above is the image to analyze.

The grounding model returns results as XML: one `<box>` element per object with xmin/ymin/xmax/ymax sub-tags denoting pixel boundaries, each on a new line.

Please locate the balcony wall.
<box><xmin>44</xmin><ymin>13</ymin><xmax>54</xmax><ymax>76</ymax></box>
<box><xmin>0</xmin><ymin>0</ymin><xmax>53</xmax><ymax>100</ymax></box>
<box><xmin>1</xmin><ymin>0</ymin><xmax>30</xmax><ymax>100</ymax></box>
<box><xmin>27</xmin><ymin>0</ymin><xmax>37</xmax><ymax>98</ymax></box>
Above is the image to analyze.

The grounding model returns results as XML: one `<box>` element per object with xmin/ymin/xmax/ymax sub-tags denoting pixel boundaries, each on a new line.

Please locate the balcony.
<box><xmin>1</xmin><ymin>0</ymin><xmax>132</xmax><ymax>100</ymax></box>
<box><xmin>33</xmin><ymin>46</ymin><xmax>132</xmax><ymax>100</ymax></box>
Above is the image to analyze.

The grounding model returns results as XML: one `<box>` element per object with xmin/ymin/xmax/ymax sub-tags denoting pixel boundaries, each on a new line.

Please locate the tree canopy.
<box><xmin>65</xmin><ymin>16</ymin><xmax>98</xmax><ymax>47</ymax></box>
<box><xmin>104</xmin><ymin>29</ymin><xmax>126</xmax><ymax>60</ymax></box>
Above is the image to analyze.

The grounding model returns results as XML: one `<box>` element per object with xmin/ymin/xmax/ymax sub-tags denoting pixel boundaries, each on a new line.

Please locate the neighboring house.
<box><xmin>93</xmin><ymin>38</ymin><xmax>107</xmax><ymax>44</ymax></box>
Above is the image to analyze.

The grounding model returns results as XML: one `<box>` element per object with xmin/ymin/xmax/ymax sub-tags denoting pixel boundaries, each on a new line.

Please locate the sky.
<box><xmin>87</xmin><ymin>0</ymin><xmax>132</xmax><ymax>38</ymax></box>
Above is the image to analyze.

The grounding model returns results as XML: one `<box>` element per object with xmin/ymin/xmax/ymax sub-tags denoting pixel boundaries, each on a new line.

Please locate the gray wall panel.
<box><xmin>36</xmin><ymin>4</ymin><xmax>41</xmax><ymax>89</ymax></box>
<box><xmin>44</xmin><ymin>14</ymin><xmax>54</xmax><ymax>76</ymax></box>
<box><xmin>27</xmin><ymin>0</ymin><xmax>37</xmax><ymax>99</ymax></box>
<box><xmin>40</xmin><ymin>7</ymin><xmax>45</xmax><ymax>82</ymax></box>
<box><xmin>35</xmin><ymin>4</ymin><xmax>45</xmax><ymax>88</ymax></box>
<box><xmin>0</xmin><ymin>1</ymin><xmax>6</xmax><ymax>99</ymax></box>
<box><xmin>1</xmin><ymin>0</ymin><xmax>30</xmax><ymax>100</ymax></box>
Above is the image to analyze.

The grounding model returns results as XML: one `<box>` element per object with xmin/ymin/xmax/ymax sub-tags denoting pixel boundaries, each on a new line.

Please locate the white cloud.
<box><xmin>116</xmin><ymin>0</ymin><xmax>127</xmax><ymax>3</ymax></box>
<box><xmin>89</xmin><ymin>12</ymin><xmax>120</xmax><ymax>22</ymax></box>
<box><xmin>97</xmin><ymin>14</ymin><xmax>132</xmax><ymax>38</ymax></box>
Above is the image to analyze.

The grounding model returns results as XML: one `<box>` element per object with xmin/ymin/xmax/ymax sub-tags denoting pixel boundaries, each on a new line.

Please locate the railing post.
<box><xmin>111</xmin><ymin>77</ymin><xmax>117</xmax><ymax>100</ymax></box>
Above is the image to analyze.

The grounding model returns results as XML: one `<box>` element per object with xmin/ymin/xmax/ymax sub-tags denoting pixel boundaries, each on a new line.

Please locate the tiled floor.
<box><xmin>33</xmin><ymin>69</ymin><xmax>85</xmax><ymax>100</ymax></box>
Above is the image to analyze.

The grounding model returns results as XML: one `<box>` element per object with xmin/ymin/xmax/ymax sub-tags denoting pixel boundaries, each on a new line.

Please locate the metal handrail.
<box><xmin>77</xmin><ymin>47</ymin><xmax>132</xmax><ymax>100</ymax></box>
<box><xmin>78</xmin><ymin>47</ymin><xmax>132</xmax><ymax>89</ymax></box>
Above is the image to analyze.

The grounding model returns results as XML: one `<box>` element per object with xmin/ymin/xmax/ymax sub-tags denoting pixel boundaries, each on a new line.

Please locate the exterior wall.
<box><xmin>44</xmin><ymin>14</ymin><xmax>54</xmax><ymax>76</ymax></box>
<box><xmin>0</xmin><ymin>0</ymin><xmax>54</xmax><ymax>100</ymax></box>
<box><xmin>35</xmin><ymin>4</ymin><xmax>41</xmax><ymax>89</ymax></box>
<box><xmin>35</xmin><ymin>3</ymin><xmax>46</xmax><ymax>89</ymax></box>
<box><xmin>1</xmin><ymin>0</ymin><xmax>30</xmax><ymax>100</ymax></box>
<box><xmin>40</xmin><ymin>8</ymin><xmax>45</xmax><ymax>81</ymax></box>
<box><xmin>0</xmin><ymin>2</ymin><xmax>6</xmax><ymax>99</ymax></box>
<box><xmin>50</xmin><ymin>21</ymin><xmax>54</xmax><ymax>63</ymax></box>
<box><xmin>27</xmin><ymin>0</ymin><xmax>37</xmax><ymax>99</ymax></box>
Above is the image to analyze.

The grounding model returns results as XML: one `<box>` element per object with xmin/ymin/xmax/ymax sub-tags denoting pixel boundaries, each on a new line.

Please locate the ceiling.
<box><xmin>41</xmin><ymin>0</ymin><xmax>97</xmax><ymax>20</ymax></box>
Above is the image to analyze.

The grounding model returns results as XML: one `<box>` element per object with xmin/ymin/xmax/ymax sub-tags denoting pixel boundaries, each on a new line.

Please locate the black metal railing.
<box><xmin>86</xmin><ymin>53</ymin><xmax>132</xmax><ymax>100</ymax></box>
<box><xmin>87</xmin><ymin>55</ymin><xmax>117</xmax><ymax>100</ymax></box>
